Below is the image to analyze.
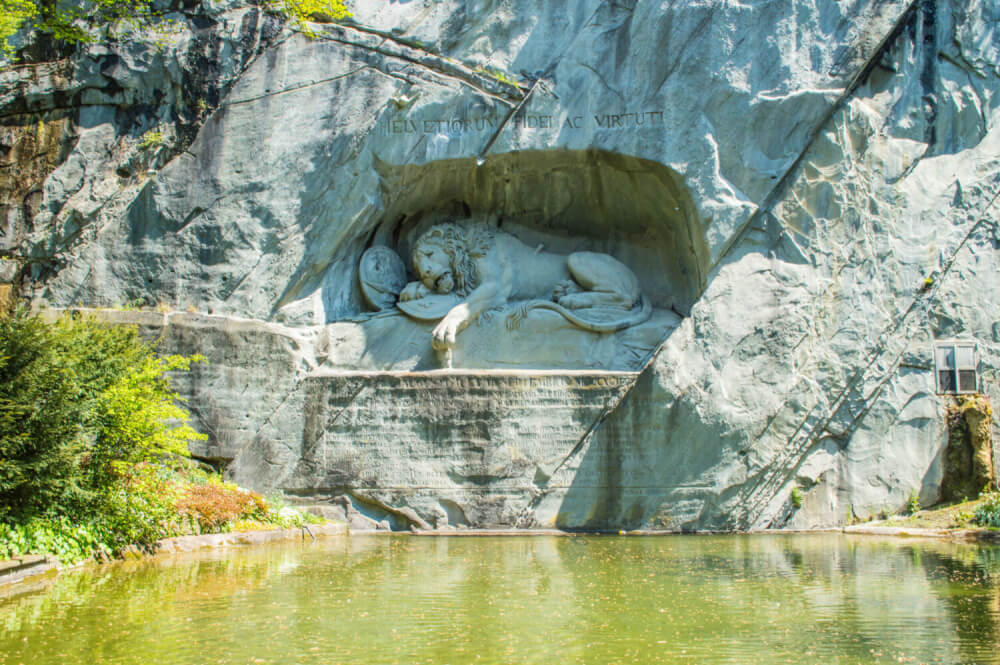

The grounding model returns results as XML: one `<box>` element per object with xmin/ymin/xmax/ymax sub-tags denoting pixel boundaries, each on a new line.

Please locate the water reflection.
<box><xmin>0</xmin><ymin>535</ymin><xmax>998</xmax><ymax>665</ymax></box>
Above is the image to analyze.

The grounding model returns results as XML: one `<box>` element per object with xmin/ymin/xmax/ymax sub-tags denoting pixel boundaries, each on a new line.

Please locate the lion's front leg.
<box><xmin>431</xmin><ymin>303</ymin><xmax>472</xmax><ymax>350</ymax></box>
<box><xmin>429</xmin><ymin>280</ymin><xmax>507</xmax><ymax>354</ymax></box>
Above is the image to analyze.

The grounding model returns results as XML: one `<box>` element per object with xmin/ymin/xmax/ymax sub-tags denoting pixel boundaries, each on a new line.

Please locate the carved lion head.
<box><xmin>411</xmin><ymin>223</ymin><xmax>483</xmax><ymax>296</ymax></box>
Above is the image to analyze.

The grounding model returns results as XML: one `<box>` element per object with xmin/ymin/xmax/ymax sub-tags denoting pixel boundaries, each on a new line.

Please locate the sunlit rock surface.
<box><xmin>4</xmin><ymin>0</ymin><xmax>999</xmax><ymax>529</ymax></box>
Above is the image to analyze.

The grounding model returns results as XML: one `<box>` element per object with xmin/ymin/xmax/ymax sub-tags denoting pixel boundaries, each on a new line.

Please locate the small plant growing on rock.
<box><xmin>952</xmin><ymin>508</ymin><xmax>975</xmax><ymax>528</ymax></box>
<box><xmin>475</xmin><ymin>65</ymin><xmax>520</xmax><ymax>88</ymax></box>
<box><xmin>906</xmin><ymin>492</ymin><xmax>921</xmax><ymax>515</ymax></box>
<box><xmin>138</xmin><ymin>129</ymin><xmax>164</xmax><ymax>151</ymax></box>
<box><xmin>790</xmin><ymin>486</ymin><xmax>803</xmax><ymax>509</ymax></box>
<box><xmin>273</xmin><ymin>0</ymin><xmax>351</xmax><ymax>36</ymax></box>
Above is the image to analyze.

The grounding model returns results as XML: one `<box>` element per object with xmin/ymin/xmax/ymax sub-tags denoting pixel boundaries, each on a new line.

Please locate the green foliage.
<box><xmin>790</xmin><ymin>486</ymin><xmax>803</xmax><ymax>509</ymax></box>
<box><xmin>0</xmin><ymin>309</ymin><xmax>203</xmax><ymax>520</ymax></box>
<box><xmin>0</xmin><ymin>464</ymin><xmax>188</xmax><ymax>563</ymax></box>
<box><xmin>0</xmin><ymin>459</ymin><xmax>322</xmax><ymax>563</ymax></box>
<box><xmin>0</xmin><ymin>0</ymin><xmax>155</xmax><ymax>54</ymax></box>
<box><xmin>92</xmin><ymin>462</ymin><xmax>187</xmax><ymax>552</ymax></box>
<box><xmin>262</xmin><ymin>491</ymin><xmax>323</xmax><ymax>527</ymax></box>
<box><xmin>1</xmin><ymin>0</ymin><xmax>350</xmax><ymax>58</ymax></box>
<box><xmin>0</xmin><ymin>310</ymin><xmax>326</xmax><ymax>563</ymax></box>
<box><xmin>0</xmin><ymin>312</ymin><xmax>86</xmax><ymax>517</ymax></box>
<box><xmin>0</xmin><ymin>0</ymin><xmax>35</xmax><ymax>56</ymax></box>
<box><xmin>91</xmin><ymin>353</ymin><xmax>205</xmax><ymax>479</ymax></box>
<box><xmin>137</xmin><ymin>129</ymin><xmax>163</xmax><ymax>151</ymax></box>
<box><xmin>952</xmin><ymin>508</ymin><xmax>975</xmax><ymax>527</ymax></box>
<box><xmin>906</xmin><ymin>492</ymin><xmax>921</xmax><ymax>515</ymax></box>
<box><xmin>0</xmin><ymin>516</ymin><xmax>108</xmax><ymax>565</ymax></box>
<box><xmin>973</xmin><ymin>491</ymin><xmax>1000</xmax><ymax>528</ymax></box>
<box><xmin>475</xmin><ymin>65</ymin><xmax>520</xmax><ymax>87</ymax></box>
<box><xmin>273</xmin><ymin>0</ymin><xmax>350</xmax><ymax>36</ymax></box>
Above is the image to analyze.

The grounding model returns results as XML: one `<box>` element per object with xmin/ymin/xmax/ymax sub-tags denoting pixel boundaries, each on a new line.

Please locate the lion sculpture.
<box><xmin>397</xmin><ymin>223</ymin><xmax>651</xmax><ymax>351</ymax></box>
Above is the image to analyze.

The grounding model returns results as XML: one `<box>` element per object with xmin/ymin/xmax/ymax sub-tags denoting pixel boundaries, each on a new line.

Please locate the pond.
<box><xmin>1</xmin><ymin>534</ymin><xmax>998</xmax><ymax>665</ymax></box>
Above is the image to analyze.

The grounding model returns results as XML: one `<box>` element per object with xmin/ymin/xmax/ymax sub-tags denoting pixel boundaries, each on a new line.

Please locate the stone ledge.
<box><xmin>0</xmin><ymin>555</ymin><xmax>57</xmax><ymax>587</ymax></box>
<box><xmin>842</xmin><ymin>525</ymin><xmax>1000</xmax><ymax>541</ymax></box>
<box><xmin>153</xmin><ymin>523</ymin><xmax>347</xmax><ymax>554</ymax></box>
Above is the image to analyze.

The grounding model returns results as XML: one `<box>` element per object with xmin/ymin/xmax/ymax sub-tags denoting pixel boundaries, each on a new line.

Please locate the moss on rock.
<box><xmin>941</xmin><ymin>395</ymin><xmax>995</xmax><ymax>502</ymax></box>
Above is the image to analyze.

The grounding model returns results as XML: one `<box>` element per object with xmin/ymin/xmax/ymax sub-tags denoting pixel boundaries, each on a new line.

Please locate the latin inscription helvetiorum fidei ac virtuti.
<box><xmin>383</xmin><ymin>109</ymin><xmax>665</xmax><ymax>135</ymax></box>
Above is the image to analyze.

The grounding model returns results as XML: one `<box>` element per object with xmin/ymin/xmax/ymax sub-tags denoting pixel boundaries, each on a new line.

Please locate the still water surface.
<box><xmin>1</xmin><ymin>534</ymin><xmax>999</xmax><ymax>665</ymax></box>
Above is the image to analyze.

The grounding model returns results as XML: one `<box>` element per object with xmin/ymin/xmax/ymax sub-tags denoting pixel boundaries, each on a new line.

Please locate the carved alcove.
<box><xmin>317</xmin><ymin>149</ymin><xmax>709</xmax><ymax>371</ymax></box>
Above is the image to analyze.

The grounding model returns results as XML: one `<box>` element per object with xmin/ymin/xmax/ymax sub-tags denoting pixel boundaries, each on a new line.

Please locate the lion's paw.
<box><xmin>552</xmin><ymin>279</ymin><xmax>582</xmax><ymax>301</ymax></box>
<box><xmin>505</xmin><ymin>304</ymin><xmax>530</xmax><ymax>331</ymax></box>
<box><xmin>556</xmin><ymin>292</ymin><xmax>594</xmax><ymax>310</ymax></box>
<box><xmin>399</xmin><ymin>281</ymin><xmax>431</xmax><ymax>302</ymax></box>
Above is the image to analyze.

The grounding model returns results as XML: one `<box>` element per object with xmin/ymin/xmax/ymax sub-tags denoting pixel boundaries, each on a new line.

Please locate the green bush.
<box><xmin>0</xmin><ymin>312</ymin><xmax>87</xmax><ymax>517</ymax></box>
<box><xmin>973</xmin><ymin>491</ymin><xmax>1000</xmax><ymax>528</ymax></box>
<box><xmin>0</xmin><ymin>516</ymin><xmax>109</xmax><ymax>565</ymax></box>
<box><xmin>0</xmin><ymin>463</ymin><xmax>185</xmax><ymax>563</ymax></box>
<box><xmin>91</xmin><ymin>462</ymin><xmax>188</xmax><ymax>554</ymax></box>
<box><xmin>0</xmin><ymin>309</ymin><xmax>204</xmax><ymax>520</ymax></box>
<box><xmin>0</xmin><ymin>460</ymin><xmax>324</xmax><ymax>563</ymax></box>
<box><xmin>0</xmin><ymin>310</ymin><xmax>325</xmax><ymax>562</ymax></box>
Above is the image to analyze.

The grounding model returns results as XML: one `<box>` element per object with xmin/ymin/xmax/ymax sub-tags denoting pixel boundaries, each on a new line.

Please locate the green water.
<box><xmin>1</xmin><ymin>535</ymin><xmax>999</xmax><ymax>665</ymax></box>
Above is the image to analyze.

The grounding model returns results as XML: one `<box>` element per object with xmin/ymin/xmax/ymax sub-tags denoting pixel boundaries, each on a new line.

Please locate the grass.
<box><xmin>872</xmin><ymin>495</ymin><xmax>997</xmax><ymax>530</ymax></box>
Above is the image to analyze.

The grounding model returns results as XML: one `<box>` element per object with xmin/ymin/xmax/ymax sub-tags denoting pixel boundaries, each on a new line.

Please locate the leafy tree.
<box><xmin>0</xmin><ymin>311</ymin><xmax>91</xmax><ymax>517</ymax></box>
<box><xmin>90</xmin><ymin>352</ymin><xmax>205</xmax><ymax>482</ymax></box>
<box><xmin>0</xmin><ymin>311</ymin><xmax>332</xmax><ymax>564</ymax></box>
<box><xmin>0</xmin><ymin>0</ymin><xmax>153</xmax><ymax>55</ymax></box>
<box><xmin>0</xmin><ymin>309</ymin><xmax>205</xmax><ymax>519</ymax></box>
<box><xmin>0</xmin><ymin>0</ymin><xmax>34</xmax><ymax>55</ymax></box>
<box><xmin>1</xmin><ymin>0</ymin><xmax>352</xmax><ymax>58</ymax></box>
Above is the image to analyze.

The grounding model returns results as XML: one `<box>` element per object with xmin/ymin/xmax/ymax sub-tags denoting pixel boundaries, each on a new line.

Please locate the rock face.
<box><xmin>4</xmin><ymin>0</ymin><xmax>999</xmax><ymax>529</ymax></box>
<box><xmin>941</xmin><ymin>395</ymin><xmax>995</xmax><ymax>502</ymax></box>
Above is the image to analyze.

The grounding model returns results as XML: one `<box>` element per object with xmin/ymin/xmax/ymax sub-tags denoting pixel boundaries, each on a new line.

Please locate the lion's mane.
<box><xmin>411</xmin><ymin>223</ymin><xmax>493</xmax><ymax>296</ymax></box>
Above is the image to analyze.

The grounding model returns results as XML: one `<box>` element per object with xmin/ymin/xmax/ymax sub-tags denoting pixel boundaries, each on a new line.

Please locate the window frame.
<box><xmin>934</xmin><ymin>340</ymin><xmax>979</xmax><ymax>395</ymax></box>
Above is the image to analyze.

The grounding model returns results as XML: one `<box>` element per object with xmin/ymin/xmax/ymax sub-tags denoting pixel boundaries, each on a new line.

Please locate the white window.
<box><xmin>935</xmin><ymin>342</ymin><xmax>978</xmax><ymax>394</ymax></box>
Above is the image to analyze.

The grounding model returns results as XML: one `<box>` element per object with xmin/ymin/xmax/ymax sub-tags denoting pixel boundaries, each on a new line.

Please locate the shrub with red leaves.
<box><xmin>175</xmin><ymin>483</ymin><xmax>267</xmax><ymax>532</ymax></box>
